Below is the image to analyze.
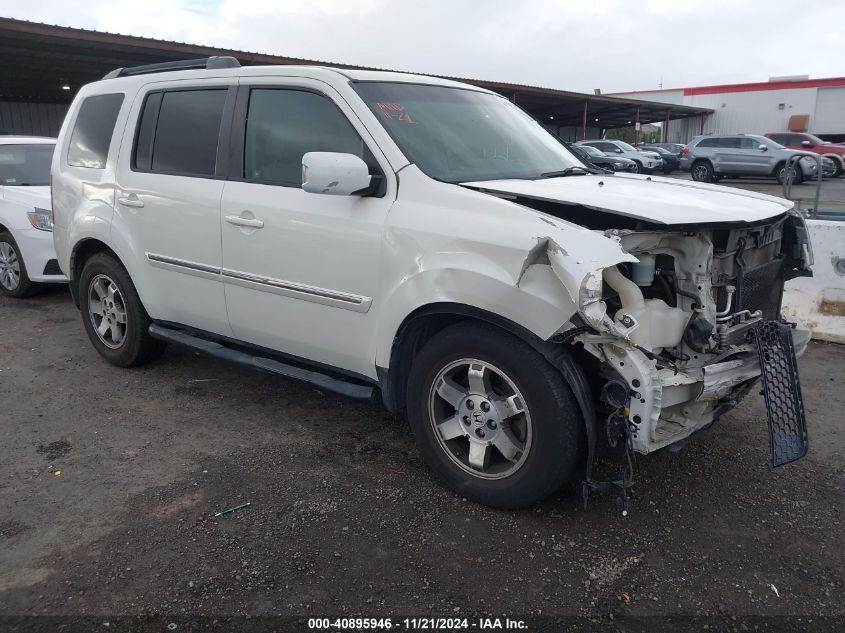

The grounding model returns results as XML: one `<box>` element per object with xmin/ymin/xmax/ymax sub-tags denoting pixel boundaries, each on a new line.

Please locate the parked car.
<box><xmin>682</xmin><ymin>134</ymin><xmax>820</xmax><ymax>184</ymax></box>
<box><xmin>645</xmin><ymin>142</ymin><xmax>686</xmax><ymax>155</ymax></box>
<box><xmin>0</xmin><ymin>137</ymin><xmax>66</xmax><ymax>297</ymax></box>
<box><xmin>639</xmin><ymin>145</ymin><xmax>680</xmax><ymax>174</ymax></box>
<box><xmin>765</xmin><ymin>132</ymin><xmax>845</xmax><ymax>177</ymax></box>
<box><xmin>568</xmin><ymin>143</ymin><xmax>637</xmax><ymax>172</ymax></box>
<box><xmin>52</xmin><ymin>58</ymin><xmax>812</xmax><ymax>509</ymax></box>
<box><xmin>577</xmin><ymin>140</ymin><xmax>662</xmax><ymax>173</ymax></box>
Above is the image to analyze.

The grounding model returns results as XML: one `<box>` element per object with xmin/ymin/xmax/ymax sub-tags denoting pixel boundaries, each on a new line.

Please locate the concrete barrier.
<box><xmin>783</xmin><ymin>219</ymin><xmax>845</xmax><ymax>344</ymax></box>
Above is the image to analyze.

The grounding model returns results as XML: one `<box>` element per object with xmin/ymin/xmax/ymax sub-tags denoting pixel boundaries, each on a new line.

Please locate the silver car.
<box><xmin>682</xmin><ymin>134</ymin><xmax>819</xmax><ymax>184</ymax></box>
<box><xmin>577</xmin><ymin>140</ymin><xmax>663</xmax><ymax>174</ymax></box>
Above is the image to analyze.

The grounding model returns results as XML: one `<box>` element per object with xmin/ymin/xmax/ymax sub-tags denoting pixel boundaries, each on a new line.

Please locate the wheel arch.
<box><xmin>68</xmin><ymin>238</ymin><xmax>121</xmax><ymax>306</ymax></box>
<box><xmin>378</xmin><ymin>302</ymin><xmax>596</xmax><ymax>448</ymax></box>
<box><xmin>820</xmin><ymin>152</ymin><xmax>845</xmax><ymax>170</ymax></box>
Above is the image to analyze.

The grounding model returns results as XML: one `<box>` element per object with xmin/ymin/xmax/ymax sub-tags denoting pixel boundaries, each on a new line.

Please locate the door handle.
<box><xmin>225</xmin><ymin>214</ymin><xmax>264</xmax><ymax>229</ymax></box>
<box><xmin>117</xmin><ymin>194</ymin><xmax>144</xmax><ymax>208</ymax></box>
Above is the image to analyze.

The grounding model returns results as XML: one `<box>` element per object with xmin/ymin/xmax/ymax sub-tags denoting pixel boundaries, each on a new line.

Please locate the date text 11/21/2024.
<box><xmin>307</xmin><ymin>617</ymin><xmax>528</xmax><ymax>630</ymax></box>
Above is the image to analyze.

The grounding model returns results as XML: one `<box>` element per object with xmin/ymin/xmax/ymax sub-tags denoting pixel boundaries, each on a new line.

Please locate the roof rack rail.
<box><xmin>103</xmin><ymin>56</ymin><xmax>241</xmax><ymax>80</ymax></box>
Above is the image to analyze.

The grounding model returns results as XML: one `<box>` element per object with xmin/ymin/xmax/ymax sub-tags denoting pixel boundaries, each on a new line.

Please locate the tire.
<box><xmin>406</xmin><ymin>322</ymin><xmax>584</xmax><ymax>509</ymax></box>
<box><xmin>775</xmin><ymin>162</ymin><xmax>803</xmax><ymax>185</ymax></box>
<box><xmin>631</xmin><ymin>160</ymin><xmax>643</xmax><ymax>174</ymax></box>
<box><xmin>0</xmin><ymin>231</ymin><xmax>40</xmax><ymax>298</ymax></box>
<box><xmin>691</xmin><ymin>161</ymin><xmax>714</xmax><ymax>182</ymax></box>
<box><xmin>827</xmin><ymin>159</ymin><xmax>843</xmax><ymax>178</ymax></box>
<box><xmin>79</xmin><ymin>252</ymin><xmax>165</xmax><ymax>367</ymax></box>
<box><xmin>663</xmin><ymin>166</ymin><xmax>673</xmax><ymax>175</ymax></box>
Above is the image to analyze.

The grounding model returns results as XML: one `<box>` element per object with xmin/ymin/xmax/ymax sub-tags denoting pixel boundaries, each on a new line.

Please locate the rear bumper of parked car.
<box><xmin>14</xmin><ymin>227</ymin><xmax>68</xmax><ymax>283</ymax></box>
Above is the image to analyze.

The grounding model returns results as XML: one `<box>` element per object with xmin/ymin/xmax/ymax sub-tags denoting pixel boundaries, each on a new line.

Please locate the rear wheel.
<box><xmin>406</xmin><ymin>322</ymin><xmax>584</xmax><ymax>508</ymax></box>
<box><xmin>79</xmin><ymin>252</ymin><xmax>165</xmax><ymax>367</ymax></box>
<box><xmin>0</xmin><ymin>232</ymin><xmax>39</xmax><ymax>298</ymax></box>
<box><xmin>691</xmin><ymin>161</ymin><xmax>714</xmax><ymax>182</ymax></box>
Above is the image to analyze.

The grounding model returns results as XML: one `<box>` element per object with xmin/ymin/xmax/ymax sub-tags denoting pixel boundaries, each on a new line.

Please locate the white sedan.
<box><xmin>0</xmin><ymin>137</ymin><xmax>67</xmax><ymax>297</ymax></box>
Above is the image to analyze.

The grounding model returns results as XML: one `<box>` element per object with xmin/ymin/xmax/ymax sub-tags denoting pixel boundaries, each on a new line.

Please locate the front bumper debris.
<box><xmin>753</xmin><ymin>321</ymin><xmax>809</xmax><ymax>467</ymax></box>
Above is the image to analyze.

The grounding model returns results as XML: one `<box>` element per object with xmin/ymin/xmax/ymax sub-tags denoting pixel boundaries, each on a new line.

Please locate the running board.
<box><xmin>753</xmin><ymin>321</ymin><xmax>808</xmax><ymax>467</ymax></box>
<box><xmin>148</xmin><ymin>324</ymin><xmax>375</xmax><ymax>400</ymax></box>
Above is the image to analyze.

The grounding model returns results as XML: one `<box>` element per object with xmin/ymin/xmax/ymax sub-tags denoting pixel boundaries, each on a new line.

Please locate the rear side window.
<box><xmin>133</xmin><ymin>89</ymin><xmax>227</xmax><ymax>177</ymax></box>
<box><xmin>67</xmin><ymin>93</ymin><xmax>124</xmax><ymax>168</ymax></box>
<box><xmin>243</xmin><ymin>89</ymin><xmax>369</xmax><ymax>187</ymax></box>
<box><xmin>696</xmin><ymin>138</ymin><xmax>718</xmax><ymax>148</ymax></box>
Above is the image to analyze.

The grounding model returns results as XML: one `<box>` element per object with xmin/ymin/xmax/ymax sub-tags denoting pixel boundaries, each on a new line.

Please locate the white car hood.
<box><xmin>462</xmin><ymin>173</ymin><xmax>793</xmax><ymax>225</ymax></box>
<box><xmin>2</xmin><ymin>185</ymin><xmax>51</xmax><ymax>209</ymax></box>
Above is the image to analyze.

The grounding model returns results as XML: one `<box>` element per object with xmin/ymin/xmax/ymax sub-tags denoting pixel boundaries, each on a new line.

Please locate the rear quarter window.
<box><xmin>67</xmin><ymin>93</ymin><xmax>125</xmax><ymax>168</ymax></box>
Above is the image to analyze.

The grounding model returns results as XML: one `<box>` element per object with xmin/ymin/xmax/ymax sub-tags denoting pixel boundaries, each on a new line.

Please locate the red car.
<box><xmin>765</xmin><ymin>132</ymin><xmax>845</xmax><ymax>177</ymax></box>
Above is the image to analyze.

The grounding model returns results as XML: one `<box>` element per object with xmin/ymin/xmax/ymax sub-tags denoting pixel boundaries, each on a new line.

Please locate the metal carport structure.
<box><xmin>0</xmin><ymin>16</ymin><xmax>711</xmax><ymax>139</ymax></box>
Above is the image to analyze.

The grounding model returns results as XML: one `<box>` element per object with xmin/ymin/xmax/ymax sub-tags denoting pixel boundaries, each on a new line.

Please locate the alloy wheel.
<box><xmin>88</xmin><ymin>274</ymin><xmax>128</xmax><ymax>349</ymax></box>
<box><xmin>428</xmin><ymin>358</ymin><xmax>532</xmax><ymax>480</ymax></box>
<box><xmin>0</xmin><ymin>241</ymin><xmax>21</xmax><ymax>291</ymax></box>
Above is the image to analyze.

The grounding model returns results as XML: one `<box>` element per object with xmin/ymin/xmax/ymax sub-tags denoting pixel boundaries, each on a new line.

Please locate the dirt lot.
<box><xmin>0</xmin><ymin>288</ymin><xmax>843</xmax><ymax>628</ymax></box>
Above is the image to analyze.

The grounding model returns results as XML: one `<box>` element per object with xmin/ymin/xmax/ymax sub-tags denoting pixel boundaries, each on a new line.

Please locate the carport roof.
<box><xmin>0</xmin><ymin>17</ymin><xmax>711</xmax><ymax>128</ymax></box>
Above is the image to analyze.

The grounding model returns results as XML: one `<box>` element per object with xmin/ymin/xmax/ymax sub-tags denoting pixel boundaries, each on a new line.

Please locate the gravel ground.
<box><xmin>0</xmin><ymin>288</ymin><xmax>843</xmax><ymax>628</ymax></box>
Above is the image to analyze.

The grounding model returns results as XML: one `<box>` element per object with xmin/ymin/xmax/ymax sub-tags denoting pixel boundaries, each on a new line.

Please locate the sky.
<box><xmin>2</xmin><ymin>0</ymin><xmax>844</xmax><ymax>93</ymax></box>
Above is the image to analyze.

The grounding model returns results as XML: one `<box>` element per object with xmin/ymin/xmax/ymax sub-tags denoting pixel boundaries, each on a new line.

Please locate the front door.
<box><xmin>220</xmin><ymin>80</ymin><xmax>395</xmax><ymax>379</ymax></box>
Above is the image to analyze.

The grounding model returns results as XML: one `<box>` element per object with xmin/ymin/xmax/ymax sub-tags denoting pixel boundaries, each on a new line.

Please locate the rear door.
<box><xmin>219</xmin><ymin>78</ymin><xmax>395</xmax><ymax>378</ymax></box>
<box><xmin>114</xmin><ymin>79</ymin><xmax>236</xmax><ymax>336</ymax></box>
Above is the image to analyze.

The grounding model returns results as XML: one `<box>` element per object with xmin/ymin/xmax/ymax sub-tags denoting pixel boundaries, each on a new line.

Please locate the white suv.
<box><xmin>52</xmin><ymin>58</ymin><xmax>813</xmax><ymax>509</ymax></box>
<box><xmin>0</xmin><ymin>136</ymin><xmax>67</xmax><ymax>297</ymax></box>
<box><xmin>577</xmin><ymin>140</ymin><xmax>662</xmax><ymax>174</ymax></box>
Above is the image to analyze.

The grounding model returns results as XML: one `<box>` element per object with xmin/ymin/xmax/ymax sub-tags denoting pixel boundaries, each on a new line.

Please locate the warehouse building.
<box><xmin>0</xmin><ymin>17</ymin><xmax>710</xmax><ymax>141</ymax></box>
<box><xmin>612</xmin><ymin>75</ymin><xmax>845</xmax><ymax>144</ymax></box>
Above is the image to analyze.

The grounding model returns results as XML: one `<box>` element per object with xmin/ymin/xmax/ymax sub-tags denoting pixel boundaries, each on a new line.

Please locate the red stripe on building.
<box><xmin>683</xmin><ymin>77</ymin><xmax>845</xmax><ymax>96</ymax></box>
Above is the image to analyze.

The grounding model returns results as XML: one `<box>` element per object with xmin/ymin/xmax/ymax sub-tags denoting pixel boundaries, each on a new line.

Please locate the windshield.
<box><xmin>805</xmin><ymin>134</ymin><xmax>829</xmax><ymax>144</ymax></box>
<box><xmin>615</xmin><ymin>141</ymin><xmax>638</xmax><ymax>152</ymax></box>
<box><xmin>352</xmin><ymin>82</ymin><xmax>583</xmax><ymax>182</ymax></box>
<box><xmin>580</xmin><ymin>145</ymin><xmax>606</xmax><ymax>158</ymax></box>
<box><xmin>0</xmin><ymin>144</ymin><xmax>54</xmax><ymax>186</ymax></box>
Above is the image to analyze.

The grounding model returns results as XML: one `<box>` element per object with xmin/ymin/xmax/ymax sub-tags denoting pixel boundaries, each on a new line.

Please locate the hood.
<box><xmin>462</xmin><ymin>173</ymin><xmax>793</xmax><ymax>225</ymax></box>
<box><xmin>2</xmin><ymin>185</ymin><xmax>51</xmax><ymax>209</ymax></box>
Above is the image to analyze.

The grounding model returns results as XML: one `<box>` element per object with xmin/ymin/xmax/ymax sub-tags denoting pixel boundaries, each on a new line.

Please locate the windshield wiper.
<box><xmin>539</xmin><ymin>166</ymin><xmax>598</xmax><ymax>178</ymax></box>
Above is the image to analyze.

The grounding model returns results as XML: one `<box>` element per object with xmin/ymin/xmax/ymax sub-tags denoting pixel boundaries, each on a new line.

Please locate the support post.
<box><xmin>664</xmin><ymin>110</ymin><xmax>670</xmax><ymax>142</ymax></box>
<box><xmin>581</xmin><ymin>100</ymin><xmax>588</xmax><ymax>141</ymax></box>
<box><xmin>635</xmin><ymin>106</ymin><xmax>640</xmax><ymax>145</ymax></box>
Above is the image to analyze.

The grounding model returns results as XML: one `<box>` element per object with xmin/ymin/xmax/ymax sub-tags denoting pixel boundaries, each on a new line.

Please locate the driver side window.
<box><xmin>243</xmin><ymin>88</ymin><xmax>371</xmax><ymax>187</ymax></box>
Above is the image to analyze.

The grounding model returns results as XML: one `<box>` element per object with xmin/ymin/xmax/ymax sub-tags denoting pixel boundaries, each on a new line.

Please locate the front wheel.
<box><xmin>775</xmin><ymin>163</ymin><xmax>803</xmax><ymax>185</ymax></box>
<box><xmin>0</xmin><ymin>232</ymin><xmax>40</xmax><ymax>298</ymax></box>
<box><xmin>631</xmin><ymin>160</ymin><xmax>643</xmax><ymax>174</ymax></box>
<box><xmin>406</xmin><ymin>322</ymin><xmax>584</xmax><ymax>509</ymax></box>
<box><xmin>79</xmin><ymin>252</ymin><xmax>166</xmax><ymax>367</ymax></box>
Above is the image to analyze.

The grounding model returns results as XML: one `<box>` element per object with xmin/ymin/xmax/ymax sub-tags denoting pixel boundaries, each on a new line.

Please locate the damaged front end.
<box><xmin>549</xmin><ymin>211</ymin><xmax>812</xmax><ymax>479</ymax></box>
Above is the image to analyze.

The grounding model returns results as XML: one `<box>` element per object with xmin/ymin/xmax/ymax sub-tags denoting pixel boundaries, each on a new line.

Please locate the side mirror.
<box><xmin>302</xmin><ymin>152</ymin><xmax>373</xmax><ymax>196</ymax></box>
<box><xmin>801</xmin><ymin>140</ymin><xmax>812</xmax><ymax>147</ymax></box>
<box><xmin>758</xmin><ymin>144</ymin><xmax>768</xmax><ymax>151</ymax></box>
